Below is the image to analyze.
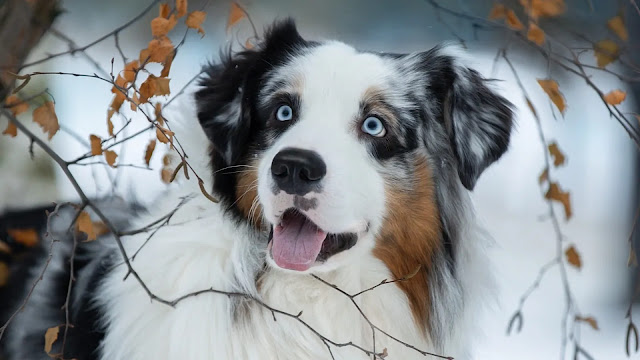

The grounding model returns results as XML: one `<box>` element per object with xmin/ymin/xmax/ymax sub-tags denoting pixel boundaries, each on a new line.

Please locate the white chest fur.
<box><xmin>94</xmin><ymin>194</ymin><xmax>469</xmax><ymax>360</ymax></box>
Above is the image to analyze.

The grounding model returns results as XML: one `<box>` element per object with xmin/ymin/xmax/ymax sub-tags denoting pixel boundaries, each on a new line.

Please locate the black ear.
<box><xmin>195</xmin><ymin>19</ymin><xmax>305</xmax><ymax>166</ymax></box>
<box><xmin>422</xmin><ymin>46</ymin><xmax>514</xmax><ymax>190</ymax></box>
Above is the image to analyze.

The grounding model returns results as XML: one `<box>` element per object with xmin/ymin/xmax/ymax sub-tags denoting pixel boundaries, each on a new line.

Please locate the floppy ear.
<box><xmin>195</xmin><ymin>19</ymin><xmax>305</xmax><ymax>167</ymax></box>
<box><xmin>423</xmin><ymin>46</ymin><xmax>514</xmax><ymax>190</ymax></box>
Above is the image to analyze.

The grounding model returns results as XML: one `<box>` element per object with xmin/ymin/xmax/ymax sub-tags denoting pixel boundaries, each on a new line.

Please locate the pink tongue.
<box><xmin>272</xmin><ymin>212</ymin><xmax>327</xmax><ymax>271</ymax></box>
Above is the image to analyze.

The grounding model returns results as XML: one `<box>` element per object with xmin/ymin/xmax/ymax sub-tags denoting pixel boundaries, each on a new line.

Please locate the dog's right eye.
<box><xmin>276</xmin><ymin>105</ymin><xmax>293</xmax><ymax>121</ymax></box>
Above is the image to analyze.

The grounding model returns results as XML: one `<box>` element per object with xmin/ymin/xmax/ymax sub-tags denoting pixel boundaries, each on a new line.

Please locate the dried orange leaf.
<box><xmin>538</xmin><ymin>167</ymin><xmax>549</xmax><ymax>184</ymax></box>
<box><xmin>77</xmin><ymin>211</ymin><xmax>97</xmax><ymax>241</ymax></box>
<box><xmin>161</xmin><ymin>51</ymin><xmax>175</xmax><ymax>77</ymax></box>
<box><xmin>0</xmin><ymin>262</ymin><xmax>8</xmax><ymax>287</ymax></box>
<box><xmin>130</xmin><ymin>92</ymin><xmax>140</xmax><ymax>112</ymax></box>
<box><xmin>565</xmin><ymin>245</ymin><xmax>581</xmax><ymax>269</ymax></box>
<box><xmin>607</xmin><ymin>15</ymin><xmax>628</xmax><ymax>41</ymax></box>
<box><xmin>140</xmin><ymin>75</ymin><xmax>171</xmax><ymax>103</ymax></box>
<box><xmin>90</xmin><ymin>134</ymin><xmax>103</xmax><ymax>155</ymax></box>
<box><xmin>123</xmin><ymin>60</ymin><xmax>139</xmax><ymax>83</ymax></box>
<box><xmin>545</xmin><ymin>182</ymin><xmax>572</xmax><ymax>220</ymax></box>
<box><xmin>105</xmin><ymin>150</ymin><xmax>118</xmax><ymax>167</ymax></box>
<box><xmin>603</xmin><ymin>89</ymin><xmax>626</xmax><ymax>105</ymax></box>
<box><xmin>107</xmin><ymin>115</ymin><xmax>114</xmax><ymax>137</ymax></box>
<box><xmin>176</xmin><ymin>0</ymin><xmax>187</xmax><ymax>18</ymax></box>
<box><xmin>525</xmin><ymin>97</ymin><xmax>538</xmax><ymax>118</ymax></box>
<box><xmin>162</xmin><ymin>153</ymin><xmax>172</xmax><ymax>166</ymax></box>
<box><xmin>151</xmin><ymin>14</ymin><xmax>177</xmax><ymax>37</ymax></box>
<box><xmin>44</xmin><ymin>326</ymin><xmax>59</xmax><ymax>354</ymax></box>
<box><xmin>187</xmin><ymin>10</ymin><xmax>207</xmax><ymax>36</ymax></box>
<box><xmin>245</xmin><ymin>39</ymin><xmax>254</xmax><ymax>49</ymax></box>
<box><xmin>159</xmin><ymin>3</ymin><xmax>170</xmax><ymax>18</ymax></box>
<box><xmin>156</xmin><ymin>126</ymin><xmax>175</xmax><ymax>144</ymax></box>
<box><xmin>594</xmin><ymin>40</ymin><xmax>620</xmax><ymax>68</ymax></box>
<box><xmin>145</xmin><ymin>139</ymin><xmax>157</xmax><ymax>166</ymax></box>
<box><xmin>7</xmin><ymin>228</ymin><xmax>38</xmax><ymax>247</ymax></box>
<box><xmin>110</xmin><ymin>90</ymin><xmax>126</xmax><ymax>112</ymax></box>
<box><xmin>5</xmin><ymin>95</ymin><xmax>29</xmax><ymax>116</ymax></box>
<box><xmin>488</xmin><ymin>3</ymin><xmax>506</xmax><ymax>19</ymax></box>
<box><xmin>227</xmin><ymin>3</ymin><xmax>245</xmax><ymax>30</ymax></box>
<box><xmin>2</xmin><ymin>122</ymin><xmax>17</xmax><ymax>137</ymax></box>
<box><xmin>521</xmin><ymin>0</ymin><xmax>566</xmax><ymax>19</ymax></box>
<box><xmin>144</xmin><ymin>36</ymin><xmax>174</xmax><ymax>63</ymax></box>
<box><xmin>155</xmin><ymin>103</ymin><xmax>164</xmax><ymax>126</ymax></box>
<box><xmin>548</xmin><ymin>142</ymin><xmax>565</xmax><ymax>167</ymax></box>
<box><xmin>527</xmin><ymin>22</ymin><xmax>545</xmax><ymax>46</ymax></box>
<box><xmin>505</xmin><ymin>9</ymin><xmax>524</xmax><ymax>30</ymax></box>
<box><xmin>537</xmin><ymin>79</ymin><xmax>566</xmax><ymax>115</ymax></box>
<box><xmin>576</xmin><ymin>316</ymin><xmax>599</xmax><ymax>330</ymax></box>
<box><xmin>92</xmin><ymin>221</ymin><xmax>109</xmax><ymax>237</ymax></box>
<box><xmin>32</xmin><ymin>101</ymin><xmax>59</xmax><ymax>140</ymax></box>
<box><xmin>161</xmin><ymin>167</ymin><xmax>173</xmax><ymax>183</ymax></box>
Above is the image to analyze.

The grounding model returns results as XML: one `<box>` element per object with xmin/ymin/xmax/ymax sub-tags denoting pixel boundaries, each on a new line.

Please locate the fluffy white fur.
<box><xmin>96</xmin><ymin>94</ymin><xmax>494</xmax><ymax>360</ymax></box>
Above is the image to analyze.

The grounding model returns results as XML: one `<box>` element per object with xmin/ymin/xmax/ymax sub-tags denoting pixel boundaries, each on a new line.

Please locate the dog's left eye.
<box><xmin>276</xmin><ymin>105</ymin><xmax>294</xmax><ymax>121</ymax></box>
<box><xmin>361</xmin><ymin>116</ymin><xmax>386</xmax><ymax>137</ymax></box>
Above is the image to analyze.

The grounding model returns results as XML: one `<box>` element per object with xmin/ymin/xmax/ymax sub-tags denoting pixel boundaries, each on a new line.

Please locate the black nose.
<box><xmin>271</xmin><ymin>148</ymin><xmax>326</xmax><ymax>195</ymax></box>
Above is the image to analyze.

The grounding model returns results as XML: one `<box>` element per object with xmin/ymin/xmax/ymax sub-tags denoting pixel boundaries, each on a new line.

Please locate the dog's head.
<box><xmin>196</xmin><ymin>20</ymin><xmax>513</xmax><ymax>273</ymax></box>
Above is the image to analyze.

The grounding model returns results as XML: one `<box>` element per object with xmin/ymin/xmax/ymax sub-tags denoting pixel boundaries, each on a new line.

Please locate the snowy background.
<box><xmin>0</xmin><ymin>0</ymin><xmax>638</xmax><ymax>359</ymax></box>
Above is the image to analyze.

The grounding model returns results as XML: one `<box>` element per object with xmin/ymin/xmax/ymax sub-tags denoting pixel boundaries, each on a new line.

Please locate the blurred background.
<box><xmin>0</xmin><ymin>0</ymin><xmax>639</xmax><ymax>359</ymax></box>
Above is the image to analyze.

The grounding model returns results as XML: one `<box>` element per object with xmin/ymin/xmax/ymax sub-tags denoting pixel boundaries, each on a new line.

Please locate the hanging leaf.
<box><xmin>537</xmin><ymin>79</ymin><xmax>566</xmax><ymax>115</ymax></box>
<box><xmin>160</xmin><ymin>50</ymin><xmax>175</xmax><ymax>78</ymax></box>
<box><xmin>44</xmin><ymin>326</ymin><xmax>59</xmax><ymax>354</ymax></box>
<box><xmin>607</xmin><ymin>15</ymin><xmax>628</xmax><ymax>42</ymax></box>
<box><xmin>142</xmin><ymin>36</ymin><xmax>174</xmax><ymax>64</ymax></box>
<box><xmin>7</xmin><ymin>228</ymin><xmax>39</xmax><ymax>247</ymax></box>
<box><xmin>505</xmin><ymin>9</ymin><xmax>524</xmax><ymax>30</ymax></box>
<box><xmin>594</xmin><ymin>40</ymin><xmax>620</xmax><ymax>68</ymax></box>
<box><xmin>76</xmin><ymin>211</ymin><xmax>97</xmax><ymax>241</ymax></box>
<box><xmin>107</xmin><ymin>114</ymin><xmax>114</xmax><ymax>137</ymax></box>
<box><xmin>32</xmin><ymin>101</ymin><xmax>59</xmax><ymax>140</ymax></box>
<box><xmin>156</xmin><ymin>126</ymin><xmax>175</xmax><ymax>144</ymax></box>
<box><xmin>155</xmin><ymin>103</ymin><xmax>165</xmax><ymax>126</ymax></box>
<box><xmin>90</xmin><ymin>134</ymin><xmax>103</xmax><ymax>155</ymax></box>
<box><xmin>488</xmin><ymin>3</ymin><xmax>507</xmax><ymax>19</ymax></box>
<box><xmin>105</xmin><ymin>150</ymin><xmax>118</xmax><ymax>167</ymax></box>
<box><xmin>161</xmin><ymin>167</ymin><xmax>173</xmax><ymax>183</ymax></box>
<box><xmin>176</xmin><ymin>0</ymin><xmax>187</xmax><ymax>18</ymax></box>
<box><xmin>140</xmin><ymin>75</ymin><xmax>171</xmax><ymax>103</ymax></box>
<box><xmin>227</xmin><ymin>2</ymin><xmax>246</xmax><ymax>30</ymax></box>
<box><xmin>538</xmin><ymin>167</ymin><xmax>549</xmax><ymax>184</ymax></box>
<box><xmin>576</xmin><ymin>316</ymin><xmax>599</xmax><ymax>330</ymax></box>
<box><xmin>187</xmin><ymin>10</ymin><xmax>207</xmax><ymax>36</ymax></box>
<box><xmin>545</xmin><ymin>182</ymin><xmax>572</xmax><ymax>220</ymax></box>
<box><xmin>110</xmin><ymin>89</ymin><xmax>126</xmax><ymax>112</ymax></box>
<box><xmin>159</xmin><ymin>3</ymin><xmax>170</xmax><ymax>18</ymax></box>
<box><xmin>2</xmin><ymin>122</ymin><xmax>17</xmax><ymax>137</ymax></box>
<box><xmin>521</xmin><ymin>0</ymin><xmax>566</xmax><ymax>19</ymax></box>
<box><xmin>547</xmin><ymin>142</ymin><xmax>565</xmax><ymax>167</ymax></box>
<box><xmin>603</xmin><ymin>89</ymin><xmax>626</xmax><ymax>105</ymax></box>
<box><xmin>151</xmin><ymin>14</ymin><xmax>177</xmax><ymax>37</ymax></box>
<box><xmin>5</xmin><ymin>95</ymin><xmax>29</xmax><ymax>116</ymax></box>
<box><xmin>565</xmin><ymin>245</ymin><xmax>581</xmax><ymax>269</ymax></box>
<box><xmin>145</xmin><ymin>139</ymin><xmax>157</xmax><ymax>166</ymax></box>
<box><xmin>527</xmin><ymin>22</ymin><xmax>545</xmax><ymax>46</ymax></box>
<box><xmin>122</xmin><ymin>60</ymin><xmax>139</xmax><ymax>83</ymax></box>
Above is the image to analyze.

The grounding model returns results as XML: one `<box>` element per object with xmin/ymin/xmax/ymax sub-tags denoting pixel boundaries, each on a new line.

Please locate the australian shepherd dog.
<box><xmin>1</xmin><ymin>19</ymin><xmax>513</xmax><ymax>360</ymax></box>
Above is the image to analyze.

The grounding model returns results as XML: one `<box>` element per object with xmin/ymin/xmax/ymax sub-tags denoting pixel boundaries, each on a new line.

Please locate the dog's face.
<box><xmin>196</xmin><ymin>20</ymin><xmax>513</xmax><ymax>273</ymax></box>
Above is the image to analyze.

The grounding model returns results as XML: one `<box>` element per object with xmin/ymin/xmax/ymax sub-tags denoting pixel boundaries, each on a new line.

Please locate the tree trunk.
<box><xmin>0</xmin><ymin>0</ymin><xmax>60</xmax><ymax>100</ymax></box>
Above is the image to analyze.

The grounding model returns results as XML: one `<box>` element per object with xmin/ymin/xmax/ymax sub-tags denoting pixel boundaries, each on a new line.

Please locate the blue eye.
<box><xmin>276</xmin><ymin>105</ymin><xmax>293</xmax><ymax>121</ymax></box>
<box><xmin>361</xmin><ymin>116</ymin><xmax>386</xmax><ymax>137</ymax></box>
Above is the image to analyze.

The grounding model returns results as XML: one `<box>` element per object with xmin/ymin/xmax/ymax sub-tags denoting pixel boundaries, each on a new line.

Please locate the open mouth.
<box><xmin>269</xmin><ymin>209</ymin><xmax>357</xmax><ymax>271</ymax></box>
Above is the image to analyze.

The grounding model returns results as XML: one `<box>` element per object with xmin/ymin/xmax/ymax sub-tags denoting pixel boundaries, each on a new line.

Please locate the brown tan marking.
<box><xmin>372</xmin><ymin>157</ymin><xmax>441</xmax><ymax>335</ymax></box>
<box><xmin>360</xmin><ymin>87</ymin><xmax>399</xmax><ymax>126</ymax></box>
<box><xmin>235</xmin><ymin>160</ymin><xmax>263</xmax><ymax>229</ymax></box>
